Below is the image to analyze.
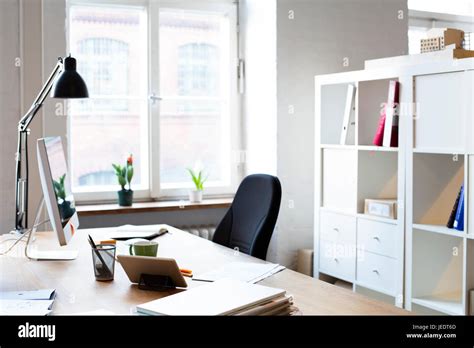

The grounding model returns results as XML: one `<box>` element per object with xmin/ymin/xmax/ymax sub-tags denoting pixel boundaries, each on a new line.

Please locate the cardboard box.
<box><xmin>364</xmin><ymin>199</ymin><xmax>397</xmax><ymax>219</ymax></box>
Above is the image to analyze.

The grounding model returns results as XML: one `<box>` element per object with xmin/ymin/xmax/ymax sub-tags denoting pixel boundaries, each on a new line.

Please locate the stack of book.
<box><xmin>136</xmin><ymin>278</ymin><xmax>300</xmax><ymax>316</ymax></box>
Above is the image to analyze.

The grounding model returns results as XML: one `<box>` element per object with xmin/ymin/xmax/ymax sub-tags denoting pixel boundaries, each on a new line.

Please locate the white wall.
<box><xmin>239</xmin><ymin>0</ymin><xmax>408</xmax><ymax>267</ymax></box>
<box><xmin>275</xmin><ymin>0</ymin><xmax>408</xmax><ymax>268</ymax></box>
<box><xmin>239</xmin><ymin>0</ymin><xmax>278</xmax><ymax>261</ymax></box>
<box><xmin>0</xmin><ymin>0</ymin><xmax>21</xmax><ymax>233</ymax></box>
<box><xmin>240</xmin><ymin>0</ymin><xmax>277</xmax><ymax>175</ymax></box>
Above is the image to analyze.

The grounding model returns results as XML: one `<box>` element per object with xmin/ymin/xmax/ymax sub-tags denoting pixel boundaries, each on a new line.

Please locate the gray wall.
<box><xmin>274</xmin><ymin>0</ymin><xmax>408</xmax><ymax>267</ymax></box>
<box><xmin>0</xmin><ymin>0</ymin><xmax>21</xmax><ymax>234</ymax></box>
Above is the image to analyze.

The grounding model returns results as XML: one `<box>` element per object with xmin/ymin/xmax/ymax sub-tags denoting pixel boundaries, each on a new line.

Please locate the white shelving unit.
<box><xmin>314</xmin><ymin>58</ymin><xmax>474</xmax><ymax>314</ymax></box>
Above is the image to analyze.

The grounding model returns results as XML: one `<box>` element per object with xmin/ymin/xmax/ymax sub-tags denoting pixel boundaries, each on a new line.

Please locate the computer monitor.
<box><xmin>35</xmin><ymin>136</ymin><xmax>79</xmax><ymax>260</ymax></box>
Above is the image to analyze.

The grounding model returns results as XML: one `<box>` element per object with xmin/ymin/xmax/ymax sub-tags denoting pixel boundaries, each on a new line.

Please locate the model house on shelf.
<box><xmin>420</xmin><ymin>28</ymin><xmax>464</xmax><ymax>53</ymax></box>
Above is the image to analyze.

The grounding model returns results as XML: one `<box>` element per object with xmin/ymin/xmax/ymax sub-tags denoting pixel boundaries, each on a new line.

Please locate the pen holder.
<box><xmin>91</xmin><ymin>244</ymin><xmax>116</xmax><ymax>281</ymax></box>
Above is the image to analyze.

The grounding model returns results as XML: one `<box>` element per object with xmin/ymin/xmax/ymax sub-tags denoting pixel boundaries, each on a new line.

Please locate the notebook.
<box><xmin>136</xmin><ymin>278</ymin><xmax>286</xmax><ymax>316</ymax></box>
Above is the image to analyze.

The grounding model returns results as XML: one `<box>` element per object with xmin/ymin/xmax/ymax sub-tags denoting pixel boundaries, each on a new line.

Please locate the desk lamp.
<box><xmin>14</xmin><ymin>55</ymin><xmax>88</xmax><ymax>233</ymax></box>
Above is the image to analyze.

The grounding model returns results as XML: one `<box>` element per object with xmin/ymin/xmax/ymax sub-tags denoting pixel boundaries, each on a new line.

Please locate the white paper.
<box><xmin>116</xmin><ymin>224</ymin><xmax>162</xmax><ymax>232</ymax></box>
<box><xmin>0</xmin><ymin>300</ymin><xmax>54</xmax><ymax>316</ymax></box>
<box><xmin>0</xmin><ymin>289</ymin><xmax>56</xmax><ymax>300</ymax></box>
<box><xmin>111</xmin><ymin>225</ymin><xmax>167</xmax><ymax>240</ymax></box>
<box><xmin>193</xmin><ymin>262</ymin><xmax>285</xmax><ymax>283</ymax></box>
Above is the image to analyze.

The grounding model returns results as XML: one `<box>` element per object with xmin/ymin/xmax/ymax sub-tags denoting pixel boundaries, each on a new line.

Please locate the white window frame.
<box><xmin>65</xmin><ymin>0</ymin><xmax>241</xmax><ymax>203</ymax></box>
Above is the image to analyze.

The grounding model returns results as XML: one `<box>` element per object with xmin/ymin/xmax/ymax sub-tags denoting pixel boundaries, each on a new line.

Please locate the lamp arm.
<box><xmin>13</xmin><ymin>57</ymin><xmax>63</xmax><ymax>233</ymax></box>
<box><xmin>19</xmin><ymin>57</ymin><xmax>63</xmax><ymax>129</ymax></box>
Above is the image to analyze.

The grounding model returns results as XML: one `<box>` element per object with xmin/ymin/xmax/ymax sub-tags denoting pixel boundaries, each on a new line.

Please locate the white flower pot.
<box><xmin>189</xmin><ymin>190</ymin><xmax>203</xmax><ymax>203</ymax></box>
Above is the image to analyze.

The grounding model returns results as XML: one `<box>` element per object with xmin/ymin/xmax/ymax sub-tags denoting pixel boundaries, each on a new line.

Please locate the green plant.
<box><xmin>187</xmin><ymin>168</ymin><xmax>207</xmax><ymax>191</ymax></box>
<box><xmin>53</xmin><ymin>174</ymin><xmax>66</xmax><ymax>201</ymax></box>
<box><xmin>113</xmin><ymin>154</ymin><xmax>134</xmax><ymax>190</ymax></box>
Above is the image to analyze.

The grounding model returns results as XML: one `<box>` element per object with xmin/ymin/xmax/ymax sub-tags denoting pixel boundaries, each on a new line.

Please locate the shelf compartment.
<box><xmin>322</xmin><ymin>148</ymin><xmax>357</xmax><ymax>213</ymax></box>
<box><xmin>358</xmin><ymin>78</ymin><xmax>399</xmax><ymax>147</ymax></box>
<box><xmin>320</xmin><ymin>83</ymin><xmax>356</xmax><ymax>145</ymax></box>
<box><xmin>357</xmin><ymin>150</ymin><xmax>398</xmax><ymax>214</ymax></box>
<box><xmin>412</xmin><ymin>295</ymin><xmax>464</xmax><ymax>315</ymax></box>
<box><xmin>412</xmin><ymin>230</ymin><xmax>464</xmax><ymax>315</ymax></box>
<box><xmin>414</xmin><ymin>71</ymin><xmax>467</xmax><ymax>153</ymax></box>
<box><xmin>413</xmin><ymin>153</ymin><xmax>464</xmax><ymax>226</ymax></box>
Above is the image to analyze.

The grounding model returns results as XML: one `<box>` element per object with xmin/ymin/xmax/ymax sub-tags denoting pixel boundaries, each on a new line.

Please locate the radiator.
<box><xmin>179</xmin><ymin>225</ymin><xmax>217</xmax><ymax>241</ymax></box>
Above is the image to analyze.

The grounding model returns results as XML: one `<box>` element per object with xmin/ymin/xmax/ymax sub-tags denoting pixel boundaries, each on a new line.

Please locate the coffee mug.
<box><xmin>129</xmin><ymin>241</ymin><xmax>158</xmax><ymax>257</ymax></box>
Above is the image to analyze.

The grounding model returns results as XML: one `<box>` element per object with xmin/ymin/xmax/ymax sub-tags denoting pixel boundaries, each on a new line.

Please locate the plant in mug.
<box><xmin>187</xmin><ymin>168</ymin><xmax>208</xmax><ymax>203</ymax></box>
<box><xmin>113</xmin><ymin>154</ymin><xmax>134</xmax><ymax>206</ymax></box>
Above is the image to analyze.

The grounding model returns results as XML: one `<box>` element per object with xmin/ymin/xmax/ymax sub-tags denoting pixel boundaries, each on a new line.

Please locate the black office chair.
<box><xmin>212</xmin><ymin>174</ymin><xmax>282</xmax><ymax>260</ymax></box>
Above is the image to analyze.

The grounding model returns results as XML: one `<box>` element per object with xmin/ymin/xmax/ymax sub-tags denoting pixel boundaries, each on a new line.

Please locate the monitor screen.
<box><xmin>43</xmin><ymin>137</ymin><xmax>76</xmax><ymax>228</ymax></box>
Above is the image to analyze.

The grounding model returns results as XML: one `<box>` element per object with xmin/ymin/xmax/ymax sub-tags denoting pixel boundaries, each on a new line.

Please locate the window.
<box><xmin>67</xmin><ymin>1</ymin><xmax>239</xmax><ymax>201</ymax></box>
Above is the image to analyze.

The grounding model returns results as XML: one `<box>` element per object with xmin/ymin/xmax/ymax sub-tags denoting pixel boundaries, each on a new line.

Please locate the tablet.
<box><xmin>117</xmin><ymin>255</ymin><xmax>188</xmax><ymax>288</ymax></box>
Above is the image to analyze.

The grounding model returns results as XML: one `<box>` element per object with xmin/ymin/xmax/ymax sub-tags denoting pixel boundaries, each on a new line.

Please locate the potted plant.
<box><xmin>187</xmin><ymin>168</ymin><xmax>207</xmax><ymax>203</ymax></box>
<box><xmin>113</xmin><ymin>154</ymin><xmax>134</xmax><ymax>206</ymax></box>
<box><xmin>53</xmin><ymin>173</ymin><xmax>75</xmax><ymax>221</ymax></box>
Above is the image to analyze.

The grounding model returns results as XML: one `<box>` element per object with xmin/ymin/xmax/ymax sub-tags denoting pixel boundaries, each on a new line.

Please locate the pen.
<box><xmin>88</xmin><ymin>235</ymin><xmax>112</xmax><ymax>277</ymax></box>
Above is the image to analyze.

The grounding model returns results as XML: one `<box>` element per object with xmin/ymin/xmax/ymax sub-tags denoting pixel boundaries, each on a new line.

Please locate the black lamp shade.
<box><xmin>51</xmin><ymin>56</ymin><xmax>89</xmax><ymax>99</ymax></box>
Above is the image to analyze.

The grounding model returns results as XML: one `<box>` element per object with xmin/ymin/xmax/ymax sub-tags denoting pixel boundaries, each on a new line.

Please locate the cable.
<box><xmin>0</xmin><ymin>230</ymin><xmax>30</xmax><ymax>255</ymax></box>
<box><xmin>0</xmin><ymin>219</ymin><xmax>49</xmax><ymax>256</ymax></box>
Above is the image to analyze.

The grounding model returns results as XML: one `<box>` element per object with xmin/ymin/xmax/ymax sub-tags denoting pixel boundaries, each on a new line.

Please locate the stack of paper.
<box><xmin>136</xmin><ymin>278</ymin><xmax>299</xmax><ymax>316</ymax></box>
<box><xmin>193</xmin><ymin>262</ymin><xmax>285</xmax><ymax>283</ymax></box>
<box><xmin>0</xmin><ymin>289</ymin><xmax>56</xmax><ymax>315</ymax></box>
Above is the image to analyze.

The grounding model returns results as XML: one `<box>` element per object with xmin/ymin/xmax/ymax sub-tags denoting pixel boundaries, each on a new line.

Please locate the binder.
<box><xmin>382</xmin><ymin>80</ymin><xmax>400</xmax><ymax>147</ymax></box>
<box><xmin>453</xmin><ymin>185</ymin><xmax>464</xmax><ymax>231</ymax></box>
<box><xmin>340</xmin><ymin>84</ymin><xmax>356</xmax><ymax>145</ymax></box>
<box><xmin>447</xmin><ymin>186</ymin><xmax>462</xmax><ymax>228</ymax></box>
<box><xmin>372</xmin><ymin>107</ymin><xmax>386</xmax><ymax>146</ymax></box>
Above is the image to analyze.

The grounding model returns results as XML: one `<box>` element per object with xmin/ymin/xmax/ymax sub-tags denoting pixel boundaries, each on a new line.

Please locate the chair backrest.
<box><xmin>212</xmin><ymin>174</ymin><xmax>282</xmax><ymax>260</ymax></box>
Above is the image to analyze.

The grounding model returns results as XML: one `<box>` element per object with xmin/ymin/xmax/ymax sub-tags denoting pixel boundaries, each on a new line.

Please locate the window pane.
<box><xmin>159</xmin><ymin>9</ymin><xmax>231</xmax><ymax>187</ymax></box>
<box><xmin>68</xmin><ymin>5</ymin><xmax>148</xmax><ymax>193</ymax></box>
<box><xmin>69</xmin><ymin>99</ymin><xmax>148</xmax><ymax>191</ymax></box>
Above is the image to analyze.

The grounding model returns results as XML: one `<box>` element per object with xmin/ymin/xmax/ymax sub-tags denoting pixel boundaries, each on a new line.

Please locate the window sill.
<box><xmin>76</xmin><ymin>197</ymin><xmax>233</xmax><ymax>217</ymax></box>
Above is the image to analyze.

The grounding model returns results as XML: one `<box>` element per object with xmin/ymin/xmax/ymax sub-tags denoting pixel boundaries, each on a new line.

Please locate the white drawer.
<box><xmin>357</xmin><ymin>250</ymin><xmax>397</xmax><ymax>295</ymax></box>
<box><xmin>320</xmin><ymin>211</ymin><xmax>356</xmax><ymax>244</ymax></box>
<box><xmin>319</xmin><ymin>240</ymin><xmax>356</xmax><ymax>281</ymax></box>
<box><xmin>357</xmin><ymin>218</ymin><xmax>397</xmax><ymax>258</ymax></box>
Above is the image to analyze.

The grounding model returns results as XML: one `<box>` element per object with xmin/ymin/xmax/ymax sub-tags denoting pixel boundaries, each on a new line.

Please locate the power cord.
<box><xmin>0</xmin><ymin>219</ymin><xmax>50</xmax><ymax>256</ymax></box>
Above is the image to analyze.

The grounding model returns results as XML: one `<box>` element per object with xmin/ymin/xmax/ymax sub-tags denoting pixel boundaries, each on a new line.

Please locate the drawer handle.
<box><xmin>373</xmin><ymin>236</ymin><xmax>380</xmax><ymax>242</ymax></box>
<box><xmin>372</xmin><ymin>269</ymin><xmax>379</xmax><ymax>275</ymax></box>
<box><xmin>334</xmin><ymin>258</ymin><xmax>339</xmax><ymax>263</ymax></box>
<box><xmin>333</xmin><ymin>228</ymin><xmax>339</xmax><ymax>233</ymax></box>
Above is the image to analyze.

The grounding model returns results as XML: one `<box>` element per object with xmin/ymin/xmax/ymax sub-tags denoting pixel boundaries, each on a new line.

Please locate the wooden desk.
<box><xmin>0</xmin><ymin>225</ymin><xmax>408</xmax><ymax>315</ymax></box>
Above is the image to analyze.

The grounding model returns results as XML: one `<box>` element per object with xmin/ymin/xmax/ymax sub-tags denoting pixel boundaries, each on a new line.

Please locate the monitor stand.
<box><xmin>25</xmin><ymin>197</ymin><xmax>78</xmax><ymax>261</ymax></box>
